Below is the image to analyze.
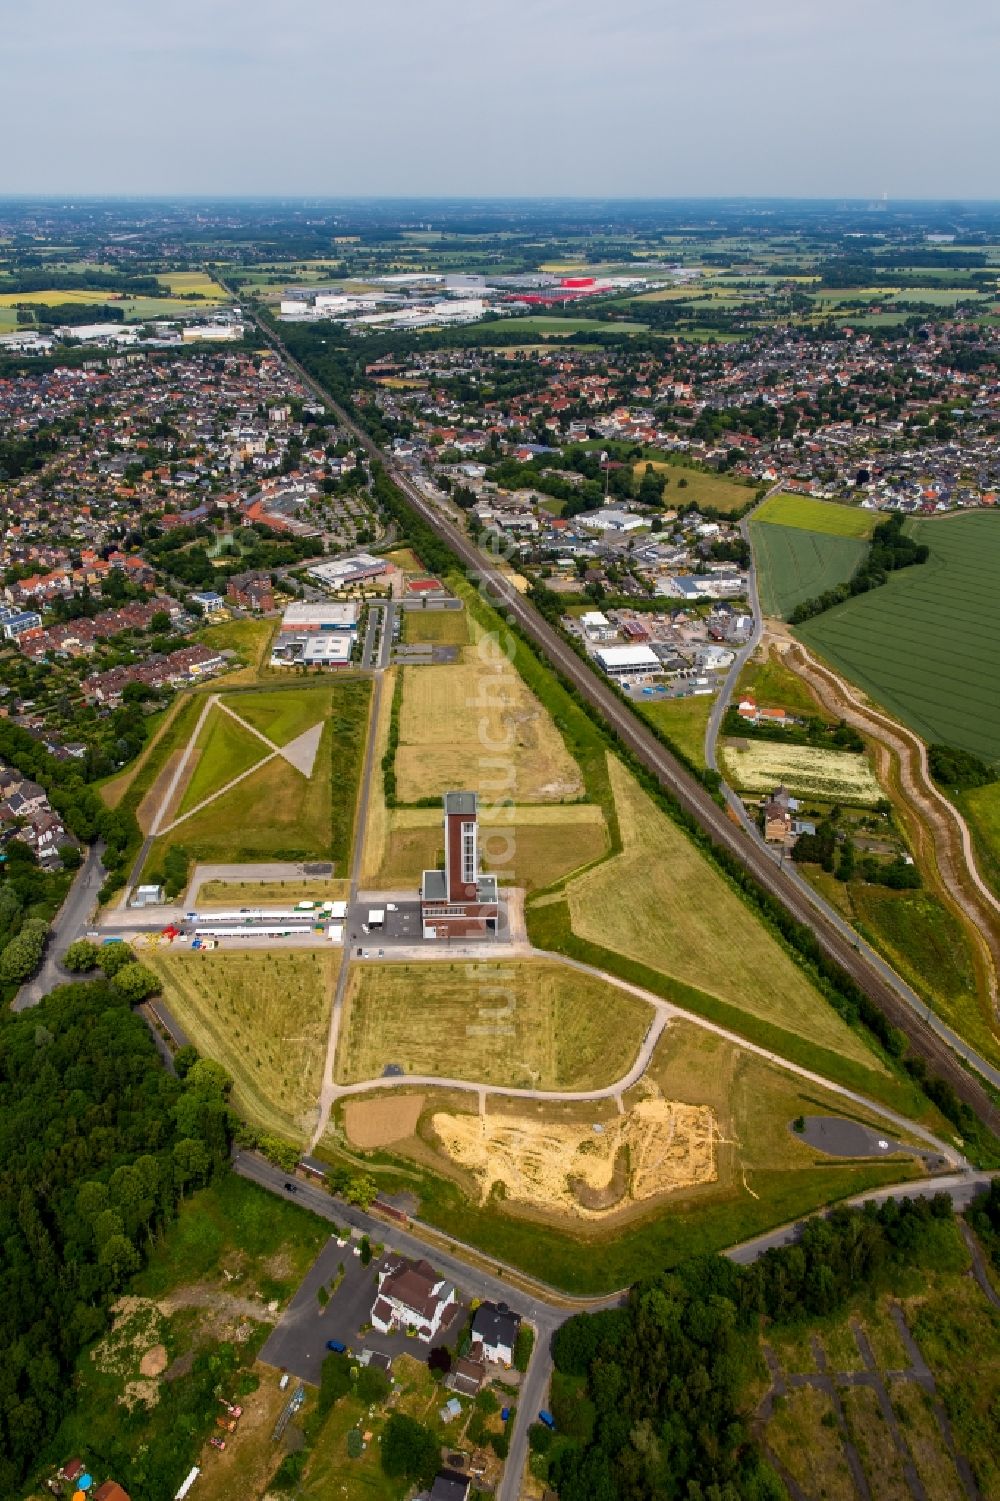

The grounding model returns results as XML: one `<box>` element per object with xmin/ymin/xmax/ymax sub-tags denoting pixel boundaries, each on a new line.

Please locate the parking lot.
<box><xmin>260</xmin><ymin>1230</ymin><xmax>469</xmax><ymax>1384</ymax></box>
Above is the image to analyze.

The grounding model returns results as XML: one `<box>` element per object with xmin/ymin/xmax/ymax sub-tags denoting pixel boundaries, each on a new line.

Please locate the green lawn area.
<box><xmin>634</xmin><ymin>692</ymin><xmax>713</xmax><ymax>770</ymax></box>
<box><xmin>221</xmin><ymin>685</ymin><xmax>333</xmax><ymax>748</ymax></box>
<box><xmin>134</xmin><ymin>1171</ymin><xmax>329</xmax><ymax>1303</ymax></box>
<box><xmin>737</xmin><ymin>649</ymin><xmax>830</xmax><ymax>719</ymax></box>
<box><xmin>960</xmin><ymin>781</ymin><xmax>1000</xmax><ymax>900</ymax></box>
<box><xmin>633</xmin><ymin>459</ymin><xmax>757</xmax><ymax>514</ymax></box>
<box><xmin>796</xmin><ymin>514</ymin><xmax>1000</xmax><ymax>766</ymax></box>
<box><xmin>754</xmin><ymin>493</ymin><xmax>875</xmax><ymax>537</ymax></box>
<box><xmin>751</xmin><ymin>522</ymin><xmax>868</xmax><ymax>619</ymax></box>
<box><xmin>144</xmin><ymin>679</ymin><xmax>370</xmax><ymax>873</ymax></box>
<box><xmin>178</xmin><ymin>706</ymin><xmax>268</xmax><ymax>815</ymax></box>
<box><xmin>197</xmin><ymin>616</ymin><xmax>275</xmax><ymax>678</ymax></box>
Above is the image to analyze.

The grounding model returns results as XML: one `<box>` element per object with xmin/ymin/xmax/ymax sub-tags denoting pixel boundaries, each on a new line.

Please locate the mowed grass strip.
<box><xmin>751</xmin><ymin>521</ymin><xmax>868</xmax><ymax>619</ymax></box>
<box><xmin>395</xmin><ymin>656</ymin><xmax>584</xmax><ymax>803</ymax></box>
<box><xmin>380</xmin><ymin>803</ymin><xmax>608</xmax><ymax>889</ymax></box>
<box><xmin>147</xmin><ymin>948</ymin><xmax>337</xmax><ymax>1139</ymax></box>
<box><xmin>336</xmin><ymin>959</ymin><xmax>652</xmax><ymax>1090</ymax></box>
<box><xmin>754</xmin><ymin>492</ymin><xmax>875</xmax><ymax>537</ymax></box>
<box><xmin>560</xmin><ymin>757</ymin><xmax>883</xmax><ymax>1070</ymax></box>
<box><xmin>796</xmin><ymin>514</ymin><xmax>1000</xmax><ymax>765</ymax></box>
<box><xmin>400</xmin><ymin>607</ymin><xmax>469</xmax><ymax>646</ymax></box>
<box><xmin>221</xmin><ymin>685</ymin><xmax>332</xmax><ymax>748</ymax></box>
<box><xmin>177</xmin><ymin>705</ymin><xmax>269</xmax><ymax>817</ymax></box>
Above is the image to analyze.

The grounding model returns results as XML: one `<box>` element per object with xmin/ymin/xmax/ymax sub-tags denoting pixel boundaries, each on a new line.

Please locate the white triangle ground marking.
<box><xmin>280</xmin><ymin>721</ymin><xmax>324</xmax><ymax>778</ymax></box>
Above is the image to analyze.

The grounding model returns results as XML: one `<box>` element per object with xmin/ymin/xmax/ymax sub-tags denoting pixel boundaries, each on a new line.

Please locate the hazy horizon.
<box><xmin>5</xmin><ymin>0</ymin><xmax>999</xmax><ymax>199</ymax></box>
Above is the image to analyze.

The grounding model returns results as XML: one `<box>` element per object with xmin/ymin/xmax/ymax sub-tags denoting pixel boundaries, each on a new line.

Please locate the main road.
<box><xmin>240</xmin><ymin>300</ymin><xmax>1000</xmax><ymax>1136</ymax></box>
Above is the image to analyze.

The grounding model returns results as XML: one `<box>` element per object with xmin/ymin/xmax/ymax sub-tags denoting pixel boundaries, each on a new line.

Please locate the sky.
<box><xmin>3</xmin><ymin>0</ymin><xmax>1000</xmax><ymax>198</ymax></box>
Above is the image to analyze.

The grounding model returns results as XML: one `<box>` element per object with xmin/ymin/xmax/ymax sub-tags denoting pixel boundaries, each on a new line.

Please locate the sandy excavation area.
<box><xmin>432</xmin><ymin>1098</ymin><xmax>717</xmax><ymax>1219</ymax></box>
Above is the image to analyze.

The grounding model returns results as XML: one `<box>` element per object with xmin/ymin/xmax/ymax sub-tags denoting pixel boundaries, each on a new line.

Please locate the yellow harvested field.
<box><xmin>563</xmin><ymin>757</ymin><xmax>883</xmax><ymax>1069</ymax></box>
<box><xmin>432</xmin><ymin>1096</ymin><xmax>717</xmax><ymax>1218</ymax></box>
<box><xmin>395</xmin><ymin>660</ymin><xmax>583</xmax><ymax>803</ymax></box>
<box><xmin>379</xmin><ymin>802</ymin><xmax>607</xmax><ymax>889</ymax></box>
<box><xmin>337</xmin><ymin>960</ymin><xmax>652</xmax><ymax>1090</ymax></box>
<box><xmin>344</xmin><ymin>1093</ymin><xmax>425</xmax><ymax>1149</ymax></box>
<box><xmin>146</xmin><ymin>948</ymin><xmax>336</xmax><ymax>1140</ymax></box>
<box><xmin>722</xmin><ymin>741</ymin><xmax>883</xmax><ymax>804</ymax></box>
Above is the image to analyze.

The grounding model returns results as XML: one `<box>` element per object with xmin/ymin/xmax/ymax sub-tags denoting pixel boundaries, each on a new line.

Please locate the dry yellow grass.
<box><xmin>336</xmin><ymin>959</ymin><xmax>652</xmax><ymax>1090</ymax></box>
<box><xmin>197</xmin><ymin>878</ymin><xmax>349</xmax><ymax>905</ymax></box>
<box><xmin>344</xmin><ymin>1093</ymin><xmax>425</xmax><ymax>1149</ymax></box>
<box><xmin>563</xmin><ymin>757</ymin><xmax>883</xmax><ymax>1070</ymax></box>
<box><xmin>395</xmin><ymin>659</ymin><xmax>583</xmax><ymax>803</ymax></box>
<box><xmin>147</xmin><ymin>948</ymin><xmax>337</xmax><ymax>1140</ymax></box>
<box><xmin>379</xmin><ymin>802</ymin><xmax>608</xmax><ymax>889</ymax></box>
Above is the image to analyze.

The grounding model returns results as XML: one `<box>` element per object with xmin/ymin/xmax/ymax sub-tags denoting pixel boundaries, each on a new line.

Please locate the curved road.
<box><xmin>246</xmin><ymin>303</ymin><xmax>1000</xmax><ymax>1136</ymax></box>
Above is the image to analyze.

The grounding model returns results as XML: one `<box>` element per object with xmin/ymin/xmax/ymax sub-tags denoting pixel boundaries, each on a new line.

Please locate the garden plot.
<box><xmin>722</xmin><ymin>741</ymin><xmax>882</xmax><ymax>804</ymax></box>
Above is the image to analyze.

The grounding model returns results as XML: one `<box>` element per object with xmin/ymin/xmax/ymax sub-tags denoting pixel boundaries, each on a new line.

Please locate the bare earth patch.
<box><xmin>344</xmin><ymin>1093</ymin><xmax>425</xmax><ymax>1149</ymax></box>
<box><xmin>140</xmin><ymin>1343</ymin><xmax>168</xmax><ymax>1377</ymax></box>
<box><xmin>432</xmin><ymin>1098</ymin><xmax>717</xmax><ymax>1219</ymax></box>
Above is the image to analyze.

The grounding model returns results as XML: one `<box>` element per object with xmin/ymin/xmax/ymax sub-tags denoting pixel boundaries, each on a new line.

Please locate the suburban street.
<box><xmin>14</xmin><ymin>841</ymin><xmax>106</xmax><ymax>1011</ymax></box>
<box><xmin>235</xmin><ymin>1148</ymin><xmax>995</xmax><ymax>1500</ymax></box>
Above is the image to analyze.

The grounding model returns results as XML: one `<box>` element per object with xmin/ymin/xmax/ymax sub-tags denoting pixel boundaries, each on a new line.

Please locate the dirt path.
<box><xmin>778</xmin><ymin>635</ymin><xmax>1000</xmax><ymax>1018</ymax></box>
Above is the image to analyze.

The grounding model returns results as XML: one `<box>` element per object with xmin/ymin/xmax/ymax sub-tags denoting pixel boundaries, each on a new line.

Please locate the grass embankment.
<box><xmin>961</xmin><ymin>780</ymin><xmax>1000</xmax><ymax>902</ymax></box>
<box><xmin>177</xmin><ymin>707</ymin><xmax>268</xmax><ymax>817</ymax></box>
<box><xmin>220</xmin><ymin>685</ymin><xmax>332</xmax><ymax>747</ymax></box>
<box><xmin>143</xmin><ymin>679</ymin><xmax>370</xmax><ymax>872</ymax></box>
<box><xmin>147</xmin><ymin>948</ymin><xmax>337</xmax><ymax>1141</ymax></box>
<box><xmin>336</xmin><ymin>959</ymin><xmax>652</xmax><ymax>1090</ymax></box>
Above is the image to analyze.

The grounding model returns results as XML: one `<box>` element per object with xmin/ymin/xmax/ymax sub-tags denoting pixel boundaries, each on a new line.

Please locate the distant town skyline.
<box><xmin>4</xmin><ymin>0</ymin><xmax>1000</xmax><ymax>198</ymax></box>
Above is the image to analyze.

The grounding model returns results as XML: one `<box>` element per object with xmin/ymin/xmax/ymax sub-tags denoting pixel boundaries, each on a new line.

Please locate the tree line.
<box><xmin>0</xmin><ymin>977</ymin><xmax>232</xmax><ymax>1494</ymax></box>
<box><xmin>538</xmin><ymin>1195</ymin><xmax>960</xmax><ymax>1500</ymax></box>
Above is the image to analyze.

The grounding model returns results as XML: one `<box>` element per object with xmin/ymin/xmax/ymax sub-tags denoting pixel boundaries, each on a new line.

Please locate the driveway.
<box><xmin>260</xmin><ymin>1231</ymin><xmax>468</xmax><ymax>1384</ymax></box>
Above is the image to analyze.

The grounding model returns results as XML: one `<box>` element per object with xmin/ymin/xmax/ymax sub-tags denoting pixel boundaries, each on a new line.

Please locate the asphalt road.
<box><xmin>14</xmin><ymin>841</ymin><xmax>106</xmax><ymax>1010</ymax></box>
<box><xmin>247</xmin><ymin>306</ymin><xmax>1000</xmax><ymax>1135</ymax></box>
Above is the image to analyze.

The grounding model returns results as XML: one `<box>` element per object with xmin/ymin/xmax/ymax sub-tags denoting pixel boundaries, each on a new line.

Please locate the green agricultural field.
<box><xmin>796</xmin><ymin>513</ymin><xmax>1000</xmax><ymax>766</ymax></box>
<box><xmin>481</xmin><ymin>315</ymin><xmax>648</xmax><ymax>336</ymax></box>
<box><xmin>754</xmin><ymin>493</ymin><xmax>875</xmax><ymax>537</ymax></box>
<box><xmin>751</xmin><ymin>522</ymin><xmax>868</xmax><ymax>618</ymax></box>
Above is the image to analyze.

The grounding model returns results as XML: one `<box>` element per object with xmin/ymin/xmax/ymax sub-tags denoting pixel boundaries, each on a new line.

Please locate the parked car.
<box><xmin>283</xmin><ymin>1181</ymin><xmax>298</xmax><ymax>1194</ymax></box>
<box><xmin>325</xmin><ymin>1339</ymin><xmax>347</xmax><ymax>1353</ymax></box>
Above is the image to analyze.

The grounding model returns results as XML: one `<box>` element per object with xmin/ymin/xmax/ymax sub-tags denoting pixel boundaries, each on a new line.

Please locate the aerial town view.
<box><xmin>3</xmin><ymin>8</ymin><xmax>1000</xmax><ymax>1501</ymax></box>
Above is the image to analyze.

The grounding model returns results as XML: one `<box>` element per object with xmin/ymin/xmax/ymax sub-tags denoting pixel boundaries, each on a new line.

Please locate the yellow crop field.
<box><xmin>158</xmin><ymin>270</ymin><xmax>228</xmax><ymax>299</ymax></box>
<box><xmin>722</xmin><ymin>741</ymin><xmax>883</xmax><ymax>804</ymax></box>
<box><xmin>337</xmin><ymin>959</ymin><xmax>652</xmax><ymax>1090</ymax></box>
<box><xmin>379</xmin><ymin>802</ymin><xmax>607</xmax><ymax>889</ymax></box>
<box><xmin>395</xmin><ymin>662</ymin><xmax>583</xmax><ymax>803</ymax></box>
<box><xmin>147</xmin><ymin>948</ymin><xmax>336</xmax><ymax>1139</ymax></box>
<box><xmin>561</xmin><ymin>757</ymin><xmax>883</xmax><ymax>1069</ymax></box>
<box><xmin>754</xmin><ymin>493</ymin><xmax>875</xmax><ymax>538</ymax></box>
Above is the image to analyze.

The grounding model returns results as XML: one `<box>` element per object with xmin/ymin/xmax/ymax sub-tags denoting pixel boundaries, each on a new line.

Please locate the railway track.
<box><xmin>238</xmin><ymin>295</ymin><xmax>1000</xmax><ymax>1138</ymax></box>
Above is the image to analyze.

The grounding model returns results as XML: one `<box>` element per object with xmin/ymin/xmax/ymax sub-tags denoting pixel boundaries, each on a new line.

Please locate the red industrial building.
<box><xmin>420</xmin><ymin>792</ymin><xmax>500</xmax><ymax>940</ymax></box>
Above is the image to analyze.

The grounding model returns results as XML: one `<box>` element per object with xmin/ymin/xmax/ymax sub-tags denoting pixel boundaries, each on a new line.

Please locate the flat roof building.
<box><xmin>594</xmin><ymin>644</ymin><xmax>662</xmax><ymax>677</ymax></box>
<box><xmin>280</xmin><ymin>601</ymin><xmax>360</xmax><ymax>631</ymax></box>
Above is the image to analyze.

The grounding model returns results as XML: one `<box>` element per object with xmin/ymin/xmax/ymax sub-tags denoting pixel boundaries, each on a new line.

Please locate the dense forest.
<box><xmin>0</xmin><ymin>979</ymin><xmax>232</xmax><ymax>1493</ymax></box>
<box><xmin>538</xmin><ymin>1195</ymin><xmax>961</xmax><ymax>1500</ymax></box>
